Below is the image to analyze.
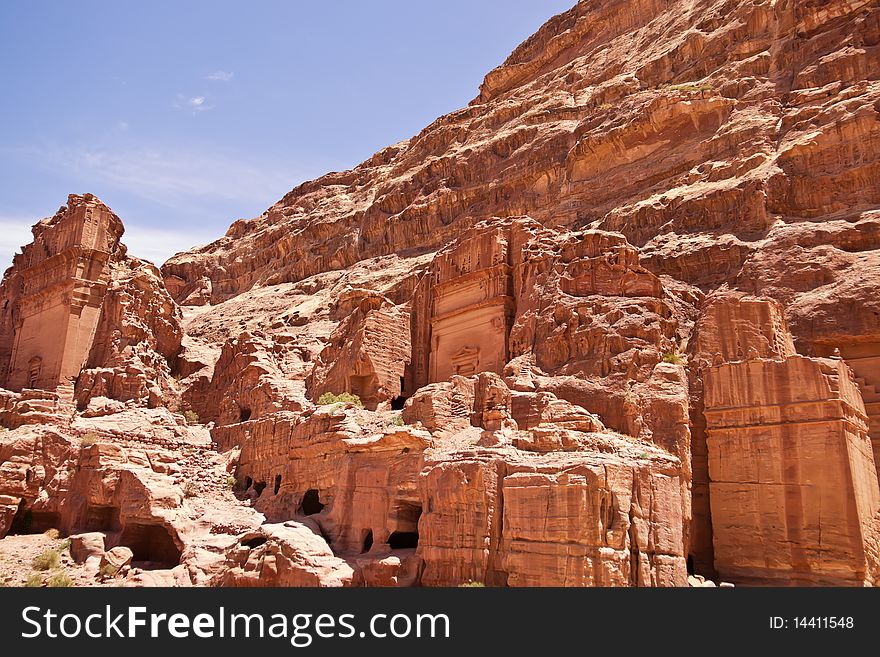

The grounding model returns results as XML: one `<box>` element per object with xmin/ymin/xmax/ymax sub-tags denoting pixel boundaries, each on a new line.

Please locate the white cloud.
<box><xmin>206</xmin><ymin>70</ymin><xmax>234</xmax><ymax>82</ymax></box>
<box><xmin>174</xmin><ymin>94</ymin><xmax>214</xmax><ymax>113</ymax></box>
<box><xmin>8</xmin><ymin>143</ymin><xmax>312</xmax><ymax>207</ymax></box>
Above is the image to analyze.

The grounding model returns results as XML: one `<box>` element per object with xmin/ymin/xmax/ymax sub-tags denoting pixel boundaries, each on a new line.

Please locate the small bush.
<box><xmin>47</xmin><ymin>572</ymin><xmax>74</xmax><ymax>588</ymax></box>
<box><xmin>662</xmin><ymin>351</ymin><xmax>684</xmax><ymax>364</ymax></box>
<box><xmin>43</xmin><ymin>528</ymin><xmax>61</xmax><ymax>539</ymax></box>
<box><xmin>667</xmin><ymin>83</ymin><xmax>714</xmax><ymax>92</ymax></box>
<box><xmin>100</xmin><ymin>563</ymin><xmax>120</xmax><ymax>578</ymax></box>
<box><xmin>317</xmin><ymin>392</ymin><xmax>364</xmax><ymax>408</ymax></box>
<box><xmin>226</xmin><ymin>476</ymin><xmax>237</xmax><ymax>490</ymax></box>
<box><xmin>637</xmin><ymin>452</ymin><xmax>650</xmax><ymax>459</ymax></box>
<box><xmin>387</xmin><ymin>413</ymin><xmax>405</xmax><ymax>427</ymax></box>
<box><xmin>32</xmin><ymin>550</ymin><xmax>60</xmax><ymax>571</ymax></box>
<box><xmin>183</xmin><ymin>481</ymin><xmax>200</xmax><ymax>498</ymax></box>
<box><xmin>598</xmin><ymin>102</ymin><xmax>614</xmax><ymax>110</ymax></box>
<box><xmin>80</xmin><ymin>432</ymin><xmax>99</xmax><ymax>447</ymax></box>
<box><xmin>459</xmin><ymin>581</ymin><xmax>485</xmax><ymax>588</ymax></box>
<box><xmin>25</xmin><ymin>573</ymin><xmax>42</xmax><ymax>588</ymax></box>
<box><xmin>183</xmin><ymin>409</ymin><xmax>200</xmax><ymax>425</ymax></box>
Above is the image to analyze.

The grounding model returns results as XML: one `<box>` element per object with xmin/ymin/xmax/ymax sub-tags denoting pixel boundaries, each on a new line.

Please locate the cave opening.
<box><xmin>10</xmin><ymin>501</ymin><xmax>61</xmax><ymax>535</ymax></box>
<box><xmin>687</xmin><ymin>555</ymin><xmax>695</xmax><ymax>576</ymax></box>
<box><xmin>390</xmin><ymin>377</ymin><xmax>408</xmax><ymax>411</ymax></box>
<box><xmin>274</xmin><ymin>474</ymin><xmax>282</xmax><ymax>495</ymax></box>
<box><xmin>387</xmin><ymin>501</ymin><xmax>421</xmax><ymax>550</ymax></box>
<box><xmin>117</xmin><ymin>523</ymin><xmax>181</xmax><ymax>569</ymax></box>
<box><xmin>362</xmin><ymin>529</ymin><xmax>373</xmax><ymax>553</ymax></box>
<box><xmin>239</xmin><ymin>406</ymin><xmax>252</xmax><ymax>422</ymax></box>
<box><xmin>300</xmin><ymin>489</ymin><xmax>325</xmax><ymax>516</ymax></box>
<box><xmin>253</xmin><ymin>481</ymin><xmax>267</xmax><ymax>496</ymax></box>
<box><xmin>388</xmin><ymin>531</ymin><xmax>419</xmax><ymax>550</ymax></box>
<box><xmin>245</xmin><ymin>476</ymin><xmax>253</xmax><ymax>491</ymax></box>
<box><xmin>242</xmin><ymin>536</ymin><xmax>268</xmax><ymax>549</ymax></box>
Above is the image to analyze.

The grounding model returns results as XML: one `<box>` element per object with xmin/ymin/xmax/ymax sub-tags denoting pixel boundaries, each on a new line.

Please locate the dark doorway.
<box><xmin>239</xmin><ymin>407</ymin><xmax>252</xmax><ymax>422</ymax></box>
<box><xmin>274</xmin><ymin>475</ymin><xmax>282</xmax><ymax>495</ymax></box>
<box><xmin>388</xmin><ymin>531</ymin><xmax>419</xmax><ymax>550</ymax></box>
<box><xmin>245</xmin><ymin>476</ymin><xmax>253</xmax><ymax>491</ymax></box>
<box><xmin>10</xmin><ymin>501</ymin><xmax>60</xmax><ymax>535</ymax></box>
<box><xmin>391</xmin><ymin>377</ymin><xmax>407</xmax><ymax>410</ymax></box>
<box><xmin>300</xmin><ymin>489</ymin><xmax>325</xmax><ymax>516</ymax></box>
<box><xmin>117</xmin><ymin>523</ymin><xmax>181</xmax><ymax>568</ymax></box>
<box><xmin>362</xmin><ymin>529</ymin><xmax>373</xmax><ymax>553</ymax></box>
<box><xmin>241</xmin><ymin>536</ymin><xmax>267</xmax><ymax>549</ymax></box>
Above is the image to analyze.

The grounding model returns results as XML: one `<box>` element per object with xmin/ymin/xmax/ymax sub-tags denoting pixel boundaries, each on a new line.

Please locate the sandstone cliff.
<box><xmin>2</xmin><ymin>0</ymin><xmax>880</xmax><ymax>587</ymax></box>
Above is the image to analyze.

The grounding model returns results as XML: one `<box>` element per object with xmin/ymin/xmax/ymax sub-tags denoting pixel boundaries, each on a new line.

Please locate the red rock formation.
<box><xmin>0</xmin><ymin>194</ymin><xmax>182</xmax><ymax>412</ymax></box>
<box><xmin>0</xmin><ymin>195</ymin><xmax>124</xmax><ymax>392</ymax></box>
<box><xmin>4</xmin><ymin>0</ymin><xmax>880</xmax><ymax>588</ymax></box>
<box><xmin>696</xmin><ymin>294</ymin><xmax>880</xmax><ymax>585</ymax></box>
<box><xmin>307</xmin><ymin>293</ymin><xmax>410</xmax><ymax>410</ymax></box>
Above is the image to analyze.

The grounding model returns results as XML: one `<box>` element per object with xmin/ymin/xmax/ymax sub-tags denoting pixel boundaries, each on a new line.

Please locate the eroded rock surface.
<box><xmin>3</xmin><ymin>0</ymin><xmax>880</xmax><ymax>587</ymax></box>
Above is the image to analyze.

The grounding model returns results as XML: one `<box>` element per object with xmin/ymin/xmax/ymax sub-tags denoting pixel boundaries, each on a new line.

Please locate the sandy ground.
<box><xmin>0</xmin><ymin>532</ymin><xmax>115</xmax><ymax>588</ymax></box>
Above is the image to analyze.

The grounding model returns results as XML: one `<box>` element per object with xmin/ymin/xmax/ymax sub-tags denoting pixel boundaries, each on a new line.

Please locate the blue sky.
<box><xmin>0</xmin><ymin>1</ymin><xmax>574</xmax><ymax>266</ymax></box>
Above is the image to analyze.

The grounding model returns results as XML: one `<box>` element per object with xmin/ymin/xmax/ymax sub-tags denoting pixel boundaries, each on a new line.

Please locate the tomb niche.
<box><xmin>428</xmin><ymin>226</ymin><xmax>514</xmax><ymax>384</ymax></box>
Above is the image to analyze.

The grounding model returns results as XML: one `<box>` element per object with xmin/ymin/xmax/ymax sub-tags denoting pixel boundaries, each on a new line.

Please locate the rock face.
<box><xmin>3</xmin><ymin>0</ymin><xmax>880</xmax><ymax>587</ymax></box>
<box><xmin>0</xmin><ymin>194</ymin><xmax>182</xmax><ymax>409</ymax></box>
<box><xmin>0</xmin><ymin>195</ymin><xmax>124</xmax><ymax>392</ymax></box>
<box><xmin>696</xmin><ymin>294</ymin><xmax>880</xmax><ymax>585</ymax></box>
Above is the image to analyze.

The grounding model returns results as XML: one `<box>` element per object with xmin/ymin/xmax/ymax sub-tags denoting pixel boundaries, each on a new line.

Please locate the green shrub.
<box><xmin>662</xmin><ymin>351</ymin><xmax>684</xmax><ymax>364</ymax></box>
<box><xmin>459</xmin><ymin>581</ymin><xmax>485</xmax><ymax>588</ymax></box>
<box><xmin>43</xmin><ymin>528</ymin><xmax>61</xmax><ymax>539</ymax></box>
<box><xmin>183</xmin><ymin>409</ymin><xmax>200</xmax><ymax>425</ymax></box>
<box><xmin>226</xmin><ymin>476</ymin><xmax>237</xmax><ymax>491</ymax></box>
<box><xmin>100</xmin><ymin>563</ymin><xmax>120</xmax><ymax>578</ymax></box>
<box><xmin>183</xmin><ymin>481</ymin><xmax>200</xmax><ymax>498</ymax></box>
<box><xmin>598</xmin><ymin>102</ymin><xmax>614</xmax><ymax>110</ymax></box>
<box><xmin>47</xmin><ymin>572</ymin><xmax>74</xmax><ymax>588</ymax></box>
<box><xmin>32</xmin><ymin>550</ymin><xmax>60</xmax><ymax>571</ymax></box>
<box><xmin>25</xmin><ymin>573</ymin><xmax>42</xmax><ymax>588</ymax></box>
<box><xmin>80</xmin><ymin>432</ymin><xmax>99</xmax><ymax>447</ymax></box>
<box><xmin>317</xmin><ymin>392</ymin><xmax>364</xmax><ymax>408</ymax></box>
<box><xmin>387</xmin><ymin>413</ymin><xmax>405</xmax><ymax>427</ymax></box>
<box><xmin>667</xmin><ymin>83</ymin><xmax>714</xmax><ymax>92</ymax></box>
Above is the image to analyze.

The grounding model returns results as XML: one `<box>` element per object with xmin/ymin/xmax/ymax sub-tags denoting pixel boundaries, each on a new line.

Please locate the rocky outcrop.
<box><xmin>213</xmin><ymin>523</ymin><xmax>356</xmax><ymax>587</ymax></box>
<box><xmin>75</xmin><ymin>257</ymin><xmax>183</xmax><ymax>410</ymax></box>
<box><xmin>4</xmin><ymin>0</ymin><xmax>880</xmax><ymax>588</ymax></box>
<box><xmin>185</xmin><ymin>331</ymin><xmax>307</xmax><ymax>427</ymax></box>
<box><xmin>696</xmin><ymin>294</ymin><xmax>880</xmax><ymax>585</ymax></box>
<box><xmin>307</xmin><ymin>292</ymin><xmax>410</xmax><ymax>410</ymax></box>
<box><xmin>0</xmin><ymin>194</ymin><xmax>124</xmax><ymax>392</ymax></box>
<box><xmin>0</xmin><ymin>194</ymin><xmax>182</xmax><ymax>413</ymax></box>
<box><xmin>419</xmin><ymin>442</ymin><xmax>687</xmax><ymax>587</ymax></box>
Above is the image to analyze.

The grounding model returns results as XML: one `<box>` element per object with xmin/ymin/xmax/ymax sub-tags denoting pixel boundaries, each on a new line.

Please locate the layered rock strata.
<box><xmin>3</xmin><ymin>0</ymin><xmax>880</xmax><ymax>588</ymax></box>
